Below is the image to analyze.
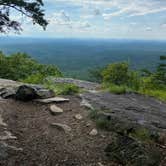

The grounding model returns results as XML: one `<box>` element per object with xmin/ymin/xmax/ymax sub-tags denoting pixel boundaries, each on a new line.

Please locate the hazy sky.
<box><xmin>7</xmin><ymin>0</ymin><xmax>166</xmax><ymax>39</ymax></box>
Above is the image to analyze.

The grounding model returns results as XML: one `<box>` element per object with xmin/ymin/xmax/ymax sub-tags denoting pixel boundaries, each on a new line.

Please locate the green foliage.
<box><xmin>109</xmin><ymin>84</ymin><xmax>127</xmax><ymax>94</ymax></box>
<box><xmin>0</xmin><ymin>0</ymin><xmax>48</xmax><ymax>33</ymax></box>
<box><xmin>0</xmin><ymin>52</ymin><xmax>62</xmax><ymax>82</ymax></box>
<box><xmin>139</xmin><ymin>89</ymin><xmax>166</xmax><ymax>101</ymax></box>
<box><xmin>128</xmin><ymin>71</ymin><xmax>141</xmax><ymax>91</ymax></box>
<box><xmin>45</xmin><ymin>82</ymin><xmax>79</xmax><ymax>95</ymax></box>
<box><xmin>94</xmin><ymin>57</ymin><xmax>166</xmax><ymax>101</ymax></box>
<box><xmin>130</xmin><ymin>128</ymin><xmax>151</xmax><ymax>142</ymax></box>
<box><xmin>22</xmin><ymin>73</ymin><xmax>45</xmax><ymax>84</ymax></box>
<box><xmin>89</xmin><ymin>109</ymin><xmax>112</xmax><ymax>130</ymax></box>
<box><xmin>88</xmin><ymin>67</ymin><xmax>104</xmax><ymax>83</ymax></box>
<box><xmin>95</xmin><ymin>118</ymin><xmax>111</xmax><ymax>130</ymax></box>
<box><xmin>102</xmin><ymin>62</ymin><xmax>129</xmax><ymax>85</ymax></box>
<box><xmin>89</xmin><ymin>109</ymin><xmax>98</xmax><ymax>120</ymax></box>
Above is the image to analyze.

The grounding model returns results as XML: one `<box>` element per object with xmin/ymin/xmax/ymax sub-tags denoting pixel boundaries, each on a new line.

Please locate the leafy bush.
<box><xmin>45</xmin><ymin>82</ymin><xmax>79</xmax><ymax>95</ymax></box>
<box><xmin>102</xmin><ymin>62</ymin><xmax>129</xmax><ymax>85</ymax></box>
<box><xmin>0</xmin><ymin>52</ymin><xmax>62</xmax><ymax>82</ymax></box>
<box><xmin>22</xmin><ymin>73</ymin><xmax>45</xmax><ymax>84</ymax></box>
<box><xmin>94</xmin><ymin>57</ymin><xmax>166</xmax><ymax>101</ymax></box>
<box><xmin>109</xmin><ymin>84</ymin><xmax>127</xmax><ymax>94</ymax></box>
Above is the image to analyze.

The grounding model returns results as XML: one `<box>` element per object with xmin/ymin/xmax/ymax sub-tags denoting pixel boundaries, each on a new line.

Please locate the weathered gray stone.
<box><xmin>0</xmin><ymin>79</ymin><xmax>21</xmax><ymax>88</ymax></box>
<box><xmin>36</xmin><ymin>97</ymin><xmax>69</xmax><ymax>103</ymax></box>
<box><xmin>50</xmin><ymin>123</ymin><xmax>71</xmax><ymax>133</ymax></box>
<box><xmin>50</xmin><ymin>105</ymin><xmax>63</xmax><ymax>115</ymax></box>
<box><xmin>15</xmin><ymin>85</ymin><xmax>38</xmax><ymax>101</ymax></box>
<box><xmin>35</xmin><ymin>88</ymin><xmax>55</xmax><ymax>99</ymax></box>
<box><xmin>82</xmin><ymin>91</ymin><xmax>166</xmax><ymax>135</ymax></box>
<box><xmin>15</xmin><ymin>85</ymin><xmax>55</xmax><ymax>101</ymax></box>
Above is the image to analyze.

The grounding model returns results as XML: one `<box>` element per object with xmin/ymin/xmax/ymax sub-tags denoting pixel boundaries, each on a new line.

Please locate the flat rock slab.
<box><xmin>0</xmin><ymin>79</ymin><xmax>22</xmax><ymax>88</ymax></box>
<box><xmin>50</xmin><ymin>105</ymin><xmax>63</xmax><ymax>115</ymax></box>
<box><xmin>35</xmin><ymin>97</ymin><xmax>69</xmax><ymax>103</ymax></box>
<box><xmin>52</xmin><ymin>78</ymin><xmax>100</xmax><ymax>91</ymax></box>
<box><xmin>82</xmin><ymin>92</ymin><xmax>166</xmax><ymax>134</ymax></box>
<box><xmin>50</xmin><ymin>123</ymin><xmax>71</xmax><ymax>133</ymax></box>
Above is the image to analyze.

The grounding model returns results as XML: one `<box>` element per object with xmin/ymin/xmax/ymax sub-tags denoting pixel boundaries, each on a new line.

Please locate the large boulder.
<box><xmin>15</xmin><ymin>85</ymin><xmax>55</xmax><ymax>101</ymax></box>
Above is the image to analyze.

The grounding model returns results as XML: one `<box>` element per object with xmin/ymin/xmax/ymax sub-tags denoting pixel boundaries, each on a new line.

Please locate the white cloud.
<box><xmin>47</xmin><ymin>0</ymin><xmax>166</xmax><ymax>18</ymax></box>
<box><xmin>48</xmin><ymin>10</ymin><xmax>91</xmax><ymax>31</ymax></box>
<box><xmin>145</xmin><ymin>27</ymin><xmax>152</xmax><ymax>31</ymax></box>
<box><xmin>161</xmin><ymin>23</ymin><xmax>166</xmax><ymax>29</ymax></box>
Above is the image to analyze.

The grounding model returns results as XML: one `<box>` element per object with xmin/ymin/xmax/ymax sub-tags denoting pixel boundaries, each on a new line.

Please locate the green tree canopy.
<box><xmin>0</xmin><ymin>0</ymin><xmax>48</xmax><ymax>33</ymax></box>
<box><xmin>0</xmin><ymin>52</ymin><xmax>62</xmax><ymax>81</ymax></box>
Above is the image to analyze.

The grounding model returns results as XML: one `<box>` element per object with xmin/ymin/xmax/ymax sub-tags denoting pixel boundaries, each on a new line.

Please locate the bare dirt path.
<box><xmin>0</xmin><ymin>78</ymin><xmax>166</xmax><ymax>166</ymax></box>
<box><xmin>0</xmin><ymin>96</ymin><xmax>114</xmax><ymax>166</ymax></box>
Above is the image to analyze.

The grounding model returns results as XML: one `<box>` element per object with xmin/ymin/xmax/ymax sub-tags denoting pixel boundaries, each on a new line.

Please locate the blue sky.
<box><xmin>7</xmin><ymin>0</ymin><xmax>166</xmax><ymax>39</ymax></box>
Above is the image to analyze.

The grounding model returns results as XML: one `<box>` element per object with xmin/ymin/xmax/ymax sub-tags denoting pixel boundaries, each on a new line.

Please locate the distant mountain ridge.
<box><xmin>0</xmin><ymin>37</ymin><xmax>166</xmax><ymax>80</ymax></box>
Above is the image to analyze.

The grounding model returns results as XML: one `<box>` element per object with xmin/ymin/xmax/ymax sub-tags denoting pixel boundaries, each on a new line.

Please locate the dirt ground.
<box><xmin>0</xmin><ymin>96</ymin><xmax>116</xmax><ymax>166</ymax></box>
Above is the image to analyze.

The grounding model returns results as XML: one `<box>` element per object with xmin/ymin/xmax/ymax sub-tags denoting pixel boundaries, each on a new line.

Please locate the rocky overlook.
<box><xmin>0</xmin><ymin>78</ymin><xmax>166</xmax><ymax>166</ymax></box>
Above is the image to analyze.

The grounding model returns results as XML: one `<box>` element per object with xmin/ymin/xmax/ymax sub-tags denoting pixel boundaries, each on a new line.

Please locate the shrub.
<box><xmin>109</xmin><ymin>84</ymin><xmax>127</xmax><ymax>94</ymax></box>
<box><xmin>22</xmin><ymin>73</ymin><xmax>45</xmax><ymax>84</ymax></box>
<box><xmin>102</xmin><ymin>62</ymin><xmax>129</xmax><ymax>85</ymax></box>
<box><xmin>45</xmin><ymin>82</ymin><xmax>79</xmax><ymax>95</ymax></box>
<box><xmin>57</xmin><ymin>83</ymin><xmax>79</xmax><ymax>95</ymax></box>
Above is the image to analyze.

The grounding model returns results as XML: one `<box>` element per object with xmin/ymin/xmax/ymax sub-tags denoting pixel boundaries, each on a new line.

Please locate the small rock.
<box><xmin>74</xmin><ymin>114</ymin><xmax>83</xmax><ymax>120</ymax></box>
<box><xmin>89</xmin><ymin>129</ymin><xmax>98</xmax><ymax>136</ymax></box>
<box><xmin>0</xmin><ymin>131</ymin><xmax>17</xmax><ymax>140</ymax></box>
<box><xmin>35</xmin><ymin>97</ymin><xmax>69</xmax><ymax>103</ymax></box>
<box><xmin>51</xmin><ymin>123</ymin><xmax>71</xmax><ymax>133</ymax></box>
<box><xmin>98</xmin><ymin>162</ymin><xmax>104</xmax><ymax>166</ymax></box>
<box><xmin>50</xmin><ymin>105</ymin><xmax>63</xmax><ymax>115</ymax></box>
